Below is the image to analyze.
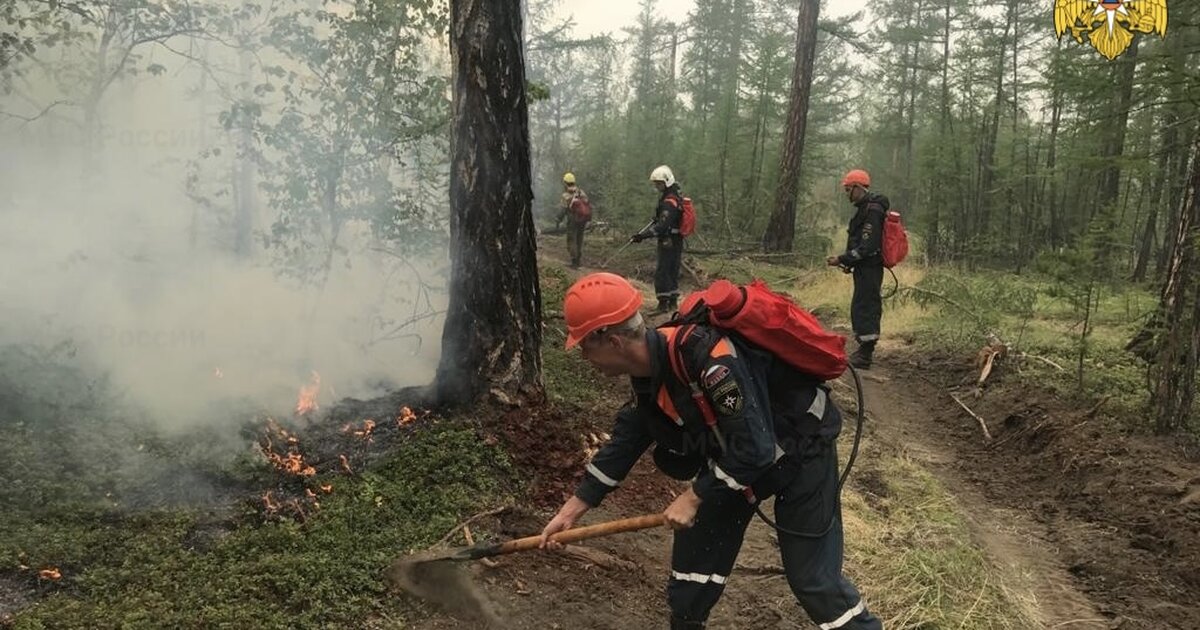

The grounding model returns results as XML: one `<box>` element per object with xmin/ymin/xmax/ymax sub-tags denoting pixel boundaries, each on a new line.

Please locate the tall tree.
<box><xmin>761</xmin><ymin>0</ymin><xmax>819</xmax><ymax>252</ymax></box>
<box><xmin>1147</xmin><ymin>136</ymin><xmax>1200</xmax><ymax>434</ymax></box>
<box><xmin>437</xmin><ymin>0</ymin><xmax>543</xmax><ymax>406</ymax></box>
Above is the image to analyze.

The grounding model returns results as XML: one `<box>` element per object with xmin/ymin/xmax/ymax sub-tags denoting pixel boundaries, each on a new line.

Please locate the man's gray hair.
<box><xmin>607</xmin><ymin>311</ymin><xmax>645</xmax><ymax>338</ymax></box>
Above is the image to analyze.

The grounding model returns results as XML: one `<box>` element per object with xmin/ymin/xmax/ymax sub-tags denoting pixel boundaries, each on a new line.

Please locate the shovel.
<box><xmin>387</xmin><ymin>513</ymin><xmax>665</xmax><ymax>620</ymax></box>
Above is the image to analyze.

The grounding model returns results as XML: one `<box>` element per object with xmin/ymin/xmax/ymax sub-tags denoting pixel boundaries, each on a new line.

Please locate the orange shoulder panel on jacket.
<box><xmin>709</xmin><ymin>337</ymin><xmax>735</xmax><ymax>359</ymax></box>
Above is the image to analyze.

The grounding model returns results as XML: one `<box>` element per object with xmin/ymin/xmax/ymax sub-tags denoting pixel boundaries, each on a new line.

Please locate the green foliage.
<box><xmin>0</xmin><ymin>339</ymin><xmax>510</xmax><ymax>628</ymax></box>
<box><xmin>245</xmin><ymin>0</ymin><xmax>449</xmax><ymax>279</ymax></box>
<box><xmin>903</xmin><ymin>270</ymin><xmax>1036</xmax><ymax>348</ymax></box>
<box><xmin>4</xmin><ymin>421</ymin><xmax>510</xmax><ymax>629</ymax></box>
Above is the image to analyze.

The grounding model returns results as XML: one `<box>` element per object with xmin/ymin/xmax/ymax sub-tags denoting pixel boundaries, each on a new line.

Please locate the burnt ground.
<box><xmin>866</xmin><ymin>344</ymin><xmax>1200</xmax><ymax>629</ymax></box>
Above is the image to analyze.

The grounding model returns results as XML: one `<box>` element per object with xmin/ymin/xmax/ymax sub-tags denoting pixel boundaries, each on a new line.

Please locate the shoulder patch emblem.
<box><xmin>702</xmin><ymin>365</ymin><xmax>730</xmax><ymax>389</ymax></box>
<box><xmin>705</xmin><ymin>369</ymin><xmax>743</xmax><ymax>416</ymax></box>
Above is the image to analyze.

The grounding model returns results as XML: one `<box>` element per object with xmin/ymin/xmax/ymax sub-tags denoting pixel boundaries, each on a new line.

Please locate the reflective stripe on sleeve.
<box><xmin>713</xmin><ymin>464</ymin><xmax>747</xmax><ymax>490</ymax></box>
<box><xmin>586</xmin><ymin>463</ymin><xmax>620</xmax><ymax>488</ymax></box>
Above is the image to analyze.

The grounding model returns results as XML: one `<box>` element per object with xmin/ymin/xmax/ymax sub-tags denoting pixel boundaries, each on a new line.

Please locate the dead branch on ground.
<box><xmin>950</xmin><ymin>392</ymin><xmax>992</xmax><ymax>440</ymax></box>
<box><xmin>436</xmin><ymin>506</ymin><xmax>511</xmax><ymax>546</ymax></box>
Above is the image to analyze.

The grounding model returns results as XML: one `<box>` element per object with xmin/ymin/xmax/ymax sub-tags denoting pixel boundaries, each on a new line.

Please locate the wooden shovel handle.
<box><xmin>495</xmin><ymin>513</ymin><xmax>666</xmax><ymax>555</ymax></box>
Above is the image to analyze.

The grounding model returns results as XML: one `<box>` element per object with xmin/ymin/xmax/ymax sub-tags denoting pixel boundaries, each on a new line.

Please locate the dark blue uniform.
<box><xmin>574</xmin><ymin>327</ymin><xmax>881</xmax><ymax>629</ymax></box>
<box><xmin>637</xmin><ymin>185</ymin><xmax>684</xmax><ymax>310</ymax></box>
<box><xmin>838</xmin><ymin>192</ymin><xmax>888</xmax><ymax>362</ymax></box>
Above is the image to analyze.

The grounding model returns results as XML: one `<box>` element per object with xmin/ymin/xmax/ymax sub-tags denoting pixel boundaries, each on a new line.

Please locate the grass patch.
<box><xmin>844</xmin><ymin>456</ymin><xmax>1038</xmax><ymax>629</ymax></box>
<box><xmin>3</xmin><ymin>416</ymin><xmax>511</xmax><ymax>629</ymax></box>
<box><xmin>896</xmin><ymin>268</ymin><xmax>1162</xmax><ymax>429</ymax></box>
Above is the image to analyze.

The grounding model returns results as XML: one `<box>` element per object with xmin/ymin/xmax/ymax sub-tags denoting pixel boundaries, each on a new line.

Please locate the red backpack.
<box><xmin>666</xmin><ymin>279</ymin><xmax>847</xmax><ymax>384</ymax></box>
<box><xmin>665</xmin><ymin>195</ymin><xmax>696</xmax><ymax>237</ymax></box>
<box><xmin>570</xmin><ymin>193</ymin><xmax>592</xmax><ymax>222</ymax></box>
<box><xmin>882</xmin><ymin>210</ymin><xmax>908</xmax><ymax>268</ymax></box>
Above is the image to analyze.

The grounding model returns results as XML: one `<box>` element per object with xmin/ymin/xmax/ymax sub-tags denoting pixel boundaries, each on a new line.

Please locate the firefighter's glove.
<box><xmin>630</xmin><ymin>232</ymin><xmax>647</xmax><ymax>243</ymax></box>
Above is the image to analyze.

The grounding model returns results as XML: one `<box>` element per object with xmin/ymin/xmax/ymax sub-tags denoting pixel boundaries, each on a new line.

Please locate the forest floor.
<box><xmin>3</xmin><ymin>234</ymin><xmax>1199</xmax><ymax>629</ymax></box>
<box><xmin>412</xmin><ymin>234</ymin><xmax>1197</xmax><ymax>629</ymax></box>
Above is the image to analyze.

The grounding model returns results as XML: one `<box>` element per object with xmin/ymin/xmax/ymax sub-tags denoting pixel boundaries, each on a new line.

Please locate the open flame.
<box><xmin>398</xmin><ymin>406</ymin><xmax>418</xmax><ymax>427</ymax></box>
<box><xmin>38</xmin><ymin>567</ymin><xmax>62</xmax><ymax>581</ymax></box>
<box><xmin>339</xmin><ymin>454</ymin><xmax>352</xmax><ymax>474</ymax></box>
<box><xmin>295</xmin><ymin>371</ymin><xmax>321</xmax><ymax>416</ymax></box>
<box><xmin>341</xmin><ymin>419</ymin><xmax>376</xmax><ymax>441</ymax></box>
<box><xmin>260</xmin><ymin>418</ymin><xmax>316</xmax><ymax>477</ymax></box>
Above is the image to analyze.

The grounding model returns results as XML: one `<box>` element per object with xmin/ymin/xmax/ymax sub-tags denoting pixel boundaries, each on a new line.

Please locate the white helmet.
<box><xmin>649</xmin><ymin>165</ymin><xmax>675</xmax><ymax>188</ymax></box>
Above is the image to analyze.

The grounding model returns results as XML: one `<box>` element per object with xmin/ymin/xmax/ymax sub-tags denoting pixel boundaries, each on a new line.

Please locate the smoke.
<box><xmin>0</xmin><ymin>51</ymin><xmax>446</xmax><ymax>431</ymax></box>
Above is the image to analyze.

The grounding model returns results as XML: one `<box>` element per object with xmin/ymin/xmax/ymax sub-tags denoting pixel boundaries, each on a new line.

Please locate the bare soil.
<box><xmin>873</xmin><ymin>345</ymin><xmax>1200</xmax><ymax>629</ymax></box>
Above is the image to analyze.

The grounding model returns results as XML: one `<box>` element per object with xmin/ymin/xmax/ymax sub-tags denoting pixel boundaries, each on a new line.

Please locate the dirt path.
<box><xmin>860</xmin><ymin>346</ymin><xmax>1108</xmax><ymax>629</ymax></box>
<box><xmin>864</xmin><ymin>342</ymin><xmax>1200</xmax><ymax>630</ymax></box>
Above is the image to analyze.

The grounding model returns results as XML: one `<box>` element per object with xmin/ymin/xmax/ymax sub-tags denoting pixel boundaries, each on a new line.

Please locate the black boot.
<box><xmin>670</xmin><ymin>616</ymin><xmax>706</xmax><ymax>629</ymax></box>
<box><xmin>850</xmin><ymin>340</ymin><xmax>876</xmax><ymax>369</ymax></box>
<box><xmin>655</xmin><ymin>297</ymin><xmax>670</xmax><ymax>314</ymax></box>
<box><xmin>667</xmin><ymin>295</ymin><xmax>679</xmax><ymax>312</ymax></box>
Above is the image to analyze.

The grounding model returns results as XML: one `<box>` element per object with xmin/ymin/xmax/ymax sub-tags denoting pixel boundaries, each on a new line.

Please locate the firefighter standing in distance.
<box><xmin>540</xmin><ymin>272</ymin><xmax>882</xmax><ymax>630</ymax></box>
<box><xmin>556</xmin><ymin>172</ymin><xmax>590</xmax><ymax>269</ymax></box>
<box><xmin>827</xmin><ymin>169</ymin><xmax>887</xmax><ymax>369</ymax></box>
<box><xmin>632</xmin><ymin>165</ymin><xmax>684</xmax><ymax>313</ymax></box>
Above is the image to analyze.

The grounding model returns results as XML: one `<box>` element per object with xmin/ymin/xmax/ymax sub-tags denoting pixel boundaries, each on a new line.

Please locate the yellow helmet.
<box><xmin>563</xmin><ymin>172</ymin><xmax>576</xmax><ymax>185</ymax></box>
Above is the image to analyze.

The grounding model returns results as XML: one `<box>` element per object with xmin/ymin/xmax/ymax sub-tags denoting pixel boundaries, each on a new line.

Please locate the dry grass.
<box><xmin>841</xmin><ymin>454</ymin><xmax>1039</xmax><ymax>629</ymax></box>
<box><xmin>785</xmin><ymin>264</ymin><xmax>930</xmax><ymax>338</ymax></box>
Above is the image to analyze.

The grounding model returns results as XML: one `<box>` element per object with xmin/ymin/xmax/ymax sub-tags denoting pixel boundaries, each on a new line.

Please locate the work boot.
<box><xmin>849</xmin><ymin>340</ymin><xmax>876</xmax><ymax>369</ymax></box>
<box><xmin>655</xmin><ymin>297</ymin><xmax>671</xmax><ymax>314</ymax></box>
<box><xmin>670</xmin><ymin>616</ymin><xmax>706</xmax><ymax>629</ymax></box>
<box><xmin>667</xmin><ymin>295</ymin><xmax>679</xmax><ymax>312</ymax></box>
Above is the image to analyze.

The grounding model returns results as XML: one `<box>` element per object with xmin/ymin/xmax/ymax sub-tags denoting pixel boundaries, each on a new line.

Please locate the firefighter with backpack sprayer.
<box><xmin>539</xmin><ymin>272</ymin><xmax>882</xmax><ymax>630</ymax></box>
<box><xmin>632</xmin><ymin>165</ymin><xmax>687</xmax><ymax>313</ymax></box>
<box><xmin>556</xmin><ymin>172</ymin><xmax>591</xmax><ymax>269</ymax></box>
<box><xmin>827</xmin><ymin>169</ymin><xmax>888</xmax><ymax>369</ymax></box>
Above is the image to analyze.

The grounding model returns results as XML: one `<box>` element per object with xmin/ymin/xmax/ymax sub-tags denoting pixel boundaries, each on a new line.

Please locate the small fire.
<box><xmin>259</xmin><ymin>419</ymin><xmax>316</xmax><ymax>477</ymax></box>
<box><xmin>397</xmin><ymin>406</ymin><xmax>418</xmax><ymax>427</ymax></box>
<box><xmin>38</xmin><ymin>567</ymin><xmax>61</xmax><ymax>581</ymax></box>
<box><xmin>262</xmin><ymin>491</ymin><xmax>279</xmax><ymax>512</ymax></box>
<box><xmin>339</xmin><ymin>454</ymin><xmax>352</xmax><ymax>474</ymax></box>
<box><xmin>320</xmin><ymin>484</ymin><xmax>333</xmax><ymax>494</ymax></box>
<box><xmin>353</xmin><ymin>419</ymin><xmax>376</xmax><ymax>440</ymax></box>
<box><xmin>304</xmin><ymin>487</ymin><xmax>321</xmax><ymax>509</ymax></box>
<box><xmin>295</xmin><ymin>371</ymin><xmax>321</xmax><ymax>416</ymax></box>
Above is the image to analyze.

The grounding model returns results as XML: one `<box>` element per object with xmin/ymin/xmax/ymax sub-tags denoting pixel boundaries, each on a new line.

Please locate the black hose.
<box><xmin>881</xmin><ymin>267</ymin><xmax>900</xmax><ymax>299</ymax></box>
<box><xmin>750</xmin><ymin>363</ymin><xmax>866</xmax><ymax>538</ymax></box>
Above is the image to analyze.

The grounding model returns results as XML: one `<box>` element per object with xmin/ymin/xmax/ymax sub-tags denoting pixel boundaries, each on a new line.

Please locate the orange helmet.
<box><xmin>841</xmin><ymin>169</ymin><xmax>871</xmax><ymax>188</ymax></box>
<box><xmin>564</xmin><ymin>273</ymin><xmax>643</xmax><ymax>349</ymax></box>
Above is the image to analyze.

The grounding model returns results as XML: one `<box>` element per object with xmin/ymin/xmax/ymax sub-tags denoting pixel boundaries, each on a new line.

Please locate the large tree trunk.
<box><xmin>437</xmin><ymin>0</ymin><xmax>543</xmax><ymax>407</ymax></box>
<box><xmin>762</xmin><ymin>0</ymin><xmax>819</xmax><ymax>253</ymax></box>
